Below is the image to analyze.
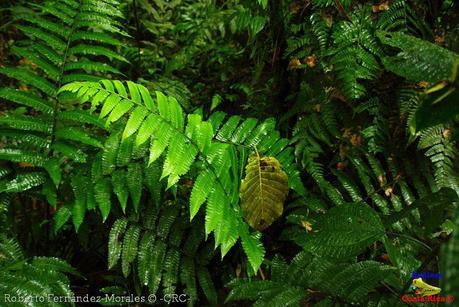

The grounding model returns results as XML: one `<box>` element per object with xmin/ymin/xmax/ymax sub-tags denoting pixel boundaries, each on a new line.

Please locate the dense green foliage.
<box><xmin>0</xmin><ymin>0</ymin><xmax>458</xmax><ymax>306</ymax></box>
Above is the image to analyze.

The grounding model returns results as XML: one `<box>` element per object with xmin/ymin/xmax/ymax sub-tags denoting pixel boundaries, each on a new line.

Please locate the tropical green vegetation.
<box><xmin>0</xmin><ymin>0</ymin><xmax>458</xmax><ymax>306</ymax></box>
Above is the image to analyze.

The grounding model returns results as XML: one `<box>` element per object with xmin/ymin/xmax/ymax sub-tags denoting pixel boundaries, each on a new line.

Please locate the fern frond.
<box><xmin>71</xmin><ymin>173</ymin><xmax>88</xmax><ymax>231</ymax></box>
<box><xmin>296</xmin><ymin>202</ymin><xmax>385</xmax><ymax>259</ymax></box>
<box><xmin>162</xmin><ymin>249</ymin><xmax>180</xmax><ymax>295</ymax></box>
<box><xmin>0</xmin><ymin>0</ymin><xmax>126</xmax><ymax>198</ymax></box>
<box><xmin>148</xmin><ymin>239</ymin><xmax>167</xmax><ymax>294</ymax></box>
<box><xmin>121</xmin><ymin>224</ymin><xmax>141</xmax><ymax>277</ymax></box>
<box><xmin>127</xmin><ymin>162</ymin><xmax>143</xmax><ymax>211</ymax></box>
<box><xmin>316</xmin><ymin>261</ymin><xmax>396</xmax><ymax>303</ymax></box>
<box><xmin>108</xmin><ymin>218</ymin><xmax>128</xmax><ymax>270</ymax></box>
<box><xmin>418</xmin><ymin>126</ymin><xmax>457</xmax><ymax>188</ymax></box>
<box><xmin>53</xmin><ymin>204</ymin><xmax>72</xmax><ymax>233</ymax></box>
<box><xmin>0</xmin><ymin>67</ymin><xmax>56</xmax><ymax>95</ymax></box>
<box><xmin>1</xmin><ymin>172</ymin><xmax>47</xmax><ymax>193</ymax></box>
<box><xmin>310</xmin><ymin>13</ymin><xmax>329</xmax><ymax>52</ymax></box>
<box><xmin>60</xmin><ymin>79</ymin><xmax>305</xmax><ymax>272</ymax></box>
<box><xmin>313</xmin><ymin>0</ymin><xmax>352</xmax><ymax>10</ymax></box>
<box><xmin>137</xmin><ymin>231</ymin><xmax>154</xmax><ymax>286</ymax></box>
<box><xmin>226</xmin><ymin>279</ymin><xmax>280</xmax><ymax>302</ymax></box>
<box><xmin>0</xmin><ymin>88</ymin><xmax>53</xmax><ymax>114</ymax></box>
<box><xmin>328</xmin><ymin>5</ymin><xmax>381</xmax><ymax>100</ymax></box>
<box><xmin>0</xmin><ymin>238</ymin><xmax>76</xmax><ymax>306</ymax></box>
<box><xmin>376</xmin><ymin>0</ymin><xmax>414</xmax><ymax>31</ymax></box>
<box><xmin>228</xmin><ymin>253</ymin><xmax>396</xmax><ymax>305</ymax></box>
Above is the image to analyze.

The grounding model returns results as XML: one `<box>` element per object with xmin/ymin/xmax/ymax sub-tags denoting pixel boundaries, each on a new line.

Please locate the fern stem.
<box><xmin>258</xmin><ymin>267</ymin><xmax>266</xmax><ymax>280</ymax></box>
<box><xmin>334</xmin><ymin>0</ymin><xmax>350</xmax><ymax>20</ymax></box>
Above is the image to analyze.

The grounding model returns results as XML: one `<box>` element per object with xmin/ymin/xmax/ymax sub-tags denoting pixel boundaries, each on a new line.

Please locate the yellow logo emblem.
<box><xmin>412</xmin><ymin>278</ymin><xmax>441</xmax><ymax>296</ymax></box>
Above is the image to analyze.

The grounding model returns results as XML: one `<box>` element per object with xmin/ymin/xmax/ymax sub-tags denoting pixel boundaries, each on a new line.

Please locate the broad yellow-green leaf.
<box><xmin>239</xmin><ymin>154</ymin><xmax>289</xmax><ymax>230</ymax></box>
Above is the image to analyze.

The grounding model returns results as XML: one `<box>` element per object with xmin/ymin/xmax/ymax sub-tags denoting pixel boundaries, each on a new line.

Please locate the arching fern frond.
<box><xmin>0</xmin><ymin>0</ymin><xmax>126</xmax><ymax>197</ymax></box>
<box><xmin>60</xmin><ymin>79</ymin><xmax>305</xmax><ymax>273</ymax></box>
<box><xmin>376</xmin><ymin>0</ymin><xmax>423</xmax><ymax>32</ymax></box>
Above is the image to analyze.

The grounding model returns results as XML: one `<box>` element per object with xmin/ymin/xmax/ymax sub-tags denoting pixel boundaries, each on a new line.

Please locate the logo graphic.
<box><xmin>412</xmin><ymin>278</ymin><xmax>441</xmax><ymax>296</ymax></box>
<box><xmin>401</xmin><ymin>272</ymin><xmax>455</xmax><ymax>303</ymax></box>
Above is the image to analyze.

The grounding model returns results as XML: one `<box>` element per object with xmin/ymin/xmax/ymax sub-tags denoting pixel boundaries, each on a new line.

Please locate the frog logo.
<box><xmin>412</xmin><ymin>278</ymin><xmax>441</xmax><ymax>296</ymax></box>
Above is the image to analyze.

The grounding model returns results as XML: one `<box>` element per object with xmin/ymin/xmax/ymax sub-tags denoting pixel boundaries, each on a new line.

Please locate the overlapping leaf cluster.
<box><xmin>0</xmin><ymin>0</ymin><xmax>125</xmax><ymax>198</ymax></box>
<box><xmin>60</xmin><ymin>79</ymin><xmax>303</xmax><ymax>272</ymax></box>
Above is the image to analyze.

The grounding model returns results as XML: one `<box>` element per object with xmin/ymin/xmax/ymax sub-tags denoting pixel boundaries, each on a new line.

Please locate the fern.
<box><xmin>286</xmin><ymin>2</ymin><xmax>436</xmax><ymax>102</ymax></box>
<box><xmin>358</xmin><ymin>97</ymin><xmax>389</xmax><ymax>154</ymax></box>
<box><xmin>60</xmin><ymin>79</ymin><xmax>305</xmax><ymax>272</ymax></box>
<box><xmin>1</xmin><ymin>0</ymin><xmax>457</xmax><ymax>305</ymax></box>
<box><xmin>287</xmin><ymin>81</ymin><xmax>458</xmax><ymax>305</ymax></box>
<box><xmin>290</xmin><ymin>87</ymin><xmax>455</xmax><ymax>236</ymax></box>
<box><xmin>296</xmin><ymin>202</ymin><xmax>385</xmax><ymax>259</ymax></box>
<box><xmin>329</xmin><ymin>5</ymin><xmax>381</xmax><ymax>100</ymax></box>
<box><xmin>227</xmin><ymin>251</ymin><xmax>398</xmax><ymax>305</ymax></box>
<box><xmin>376</xmin><ymin>0</ymin><xmax>422</xmax><ymax>32</ymax></box>
<box><xmin>310</xmin><ymin>12</ymin><xmax>330</xmax><ymax>54</ymax></box>
<box><xmin>384</xmin><ymin>34</ymin><xmax>459</xmax><ymax>189</ymax></box>
<box><xmin>0</xmin><ymin>0</ymin><xmax>126</xmax><ymax>231</ymax></box>
<box><xmin>0</xmin><ymin>238</ymin><xmax>77</xmax><ymax>306</ymax></box>
<box><xmin>418</xmin><ymin>125</ymin><xmax>457</xmax><ymax>189</ymax></box>
<box><xmin>106</xmin><ymin>204</ymin><xmax>217</xmax><ymax>305</ymax></box>
<box><xmin>0</xmin><ymin>194</ymin><xmax>10</xmax><ymax>234</ymax></box>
